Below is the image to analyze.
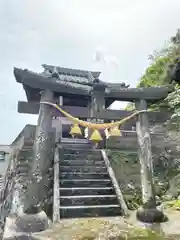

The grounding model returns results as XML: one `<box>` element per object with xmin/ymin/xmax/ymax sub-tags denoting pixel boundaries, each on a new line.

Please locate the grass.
<box><xmin>33</xmin><ymin>216</ymin><xmax>180</xmax><ymax>240</ymax></box>
<box><xmin>163</xmin><ymin>200</ymin><xmax>180</xmax><ymax>210</ymax></box>
<box><xmin>51</xmin><ymin>218</ymin><xmax>178</xmax><ymax>240</ymax></box>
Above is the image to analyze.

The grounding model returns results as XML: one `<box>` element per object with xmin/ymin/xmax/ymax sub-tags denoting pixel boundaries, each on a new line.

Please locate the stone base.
<box><xmin>3</xmin><ymin>211</ymin><xmax>49</xmax><ymax>240</ymax></box>
<box><xmin>136</xmin><ymin>207</ymin><xmax>168</xmax><ymax>223</ymax></box>
<box><xmin>15</xmin><ymin>211</ymin><xmax>49</xmax><ymax>233</ymax></box>
<box><xmin>2</xmin><ymin>216</ymin><xmax>35</xmax><ymax>240</ymax></box>
<box><xmin>4</xmin><ymin>233</ymin><xmax>38</xmax><ymax>240</ymax></box>
<box><xmin>24</xmin><ymin>205</ymin><xmax>42</xmax><ymax>214</ymax></box>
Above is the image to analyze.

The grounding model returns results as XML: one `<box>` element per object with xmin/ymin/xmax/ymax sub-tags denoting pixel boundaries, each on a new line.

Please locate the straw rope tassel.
<box><xmin>89</xmin><ymin>129</ymin><xmax>103</xmax><ymax>142</ymax></box>
<box><xmin>70</xmin><ymin>124</ymin><xmax>82</xmax><ymax>136</ymax></box>
<box><xmin>109</xmin><ymin>126</ymin><xmax>122</xmax><ymax>137</ymax></box>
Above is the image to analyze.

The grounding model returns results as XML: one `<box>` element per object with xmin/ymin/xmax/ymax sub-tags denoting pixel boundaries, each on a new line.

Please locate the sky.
<box><xmin>0</xmin><ymin>0</ymin><xmax>180</xmax><ymax>144</ymax></box>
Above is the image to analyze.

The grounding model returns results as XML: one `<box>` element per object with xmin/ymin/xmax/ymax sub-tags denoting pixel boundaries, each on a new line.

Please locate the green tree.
<box><xmin>138</xmin><ymin>29</ymin><xmax>180</xmax><ymax>88</ymax></box>
<box><xmin>126</xmin><ymin>29</ymin><xmax>180</xmax><ymax>113</ymax></box>
<box><xmin>125</xmin><ymin>30</ymin><xmax>180</xmax><ymax>223</ymax></box>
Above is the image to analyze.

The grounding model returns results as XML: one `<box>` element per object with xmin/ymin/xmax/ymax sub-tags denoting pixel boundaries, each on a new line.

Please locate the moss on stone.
<box><xmin>107</xmin><ymin>150</ymin><xmax>142</xmax><ymax>209</ymax></box>
<box><xmin>162</xmin><ymin>200</ymin><xmax>180</xmax><ymax>210</ymax></box>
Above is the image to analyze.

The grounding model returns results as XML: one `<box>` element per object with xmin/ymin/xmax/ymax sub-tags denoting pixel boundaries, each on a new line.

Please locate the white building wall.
<box><xmin>0</xmin><ymin>145</ymin><xmax>12</xmax><ymax>176</ymax></box>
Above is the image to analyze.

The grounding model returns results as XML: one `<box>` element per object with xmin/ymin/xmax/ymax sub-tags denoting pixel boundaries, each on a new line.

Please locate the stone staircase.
<box><xmin>0</xmin><ymin>177</ymin><xmax>4</xmax><ymax>191</ymax></box>
<box><xmin>58</xmin><ymin>139</ymin><xmax>123</xmax><ymax>218</ymax></box>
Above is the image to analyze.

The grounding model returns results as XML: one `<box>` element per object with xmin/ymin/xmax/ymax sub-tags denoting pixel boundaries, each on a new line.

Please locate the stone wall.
<box><xmin>0</xmin><ymin>148</ymin><xmax>19</xmax><ymax>233</ymax></box>
<box><xmin>107</xmin><ymin>150</ymin><xmax>142</xmax><ymax>209</ymax></box>
<box><xmin>108</xmin><ymin>122</ymin><xmax>180</xmax><ymax>207</ymax></box>
<box><xmin>0</xmin><ymin>145</ymin><xmax>12</xmax><ymax>177</ymax></box>
<box><xmin>10</xmin><ymin>124</ymin><xmax>55</xmax><ymax>218</ymax></box>
<box><xmin>1</xmin><ymin>124</ymin><xmax>55</xmax><ymax>239</ymax></box>
<box><xmin>0</xmin><ymin>133</ymin><xmax>31</xmax><ymax>231</ymax></box>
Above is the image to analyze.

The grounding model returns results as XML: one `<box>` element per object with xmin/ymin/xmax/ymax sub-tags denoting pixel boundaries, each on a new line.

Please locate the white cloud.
<box><xmin>1</xmin><ymin>0</ymin><xmax>180</xmax><ymax>143</ymax></box>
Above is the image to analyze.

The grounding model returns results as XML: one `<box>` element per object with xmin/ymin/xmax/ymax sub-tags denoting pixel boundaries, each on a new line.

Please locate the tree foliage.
<box><xmin>126</xmin><ymin>29</ymin><xmax>180</xmax><ymax>116</ymax></box>
<box><xmin>137</xmin><ymin>29</ymin><xmax>180</xmax><ymax>88</ymax></box>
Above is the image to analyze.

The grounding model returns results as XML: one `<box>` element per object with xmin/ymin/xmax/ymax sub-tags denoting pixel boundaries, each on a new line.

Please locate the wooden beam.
<box><xmin>106</xmin><ymin>85</ymin><xmax>173</xmax><ymax>101</ymax></box>
<box><xmin>18</xmin><ymin>101</ymin><xmax>89</xmax><ymax>117</ymax></box>
<box><xmin>18</xmin><ymin>101</ymin><xmax>170</xmax><ymax>123</ymax></box>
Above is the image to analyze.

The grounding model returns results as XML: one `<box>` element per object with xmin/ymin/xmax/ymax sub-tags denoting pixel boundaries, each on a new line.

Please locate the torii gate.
<box><xmin>14</xmin><ymin>65</ymin><xmax>172</xmax><ymax>223</ymax></box>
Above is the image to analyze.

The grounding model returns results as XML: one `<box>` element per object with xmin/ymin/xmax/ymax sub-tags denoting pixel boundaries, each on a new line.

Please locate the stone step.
<box><xmin>59</xmin><ymin>205</ymin><xmax>122</xmax><ymax>218</ymax></box>
<box><xmin>0</xmin><ymin>178</ymin><xmax>4</xmax><ymax>190</ymax></box>
<box><xmin>19</xmin><ymin>151</ymin><xmax>33</xmax><ymax>157</ymax></box>
<box><xmin>60</xmin><ymin>195</ymin><xmax>118</xmax><ymax>206</ymax></box>
<box><xmin>62</xmin><ymin>148</ymin><xmax>100</xmax><ymax>153</ymax></box>
<box><xmin>61</xmin><ymin>144</ymin><xmax>93</xmax><ymax>150</ymax></box>
<box><xmin>18</xmin><ymin>157</ymin><xmax>32</xmax><ymax>162</ymax></box>
<box><xmin>17</xmin><ymin>172</ymin><xmax>29</xmax><ymax>177</ymax></box>
<box><xmin>60</xmin><ymin>179</ymin><xmax>112</xmax><ymax>188</ymax></box>
<box><xmin>16</xmin><ymin>162</ymin><xmax>31</xmax><ymax>167</ymax></box>
<box><xmin>57</xmin><ymin>142</ymin><xmax>121</xmax><ymax>219</ymax></box>
<box><xmin>60</xmin><ymin>187</ymin><xmax>115</xmax><ymax>196</ymax></box>
<box><xmin>17</xmin><ymin>170</ymin><xmax>29</xmax><ymax>175</ymax></box>
<box><xmin>60</xmin><ymin>172</ymin><xmax>109</xmax><ymax>179</ymax></box>
<box><xmin>62</xmin><ymin>153</ymin><xmax>101</xmax><ymax>160</ymax></box>
<box><xmin>21</xmin><ymin>147</ymin><xmax>33</xmax><ymax>152</ymax></box>
<box><xmin>23</xmin><ymin>139</ymin><xmax>34</xmax><ymax>146</ymax></box>
<box><xmin>60</xmin><ymin>166</ymin><xmax>107</xmax><ymax>173</ymax></box>
<box><xmin>61</xmin><ymin>138</ymin><xmax>91</xmax><ymax>144</ymax></box>
<box><xmin>60</xmin><ymin>160</ymin><xmax>105</xmax><ymax>166</ymax></box>
<box><xmin>16</xmin><ymin>165</ymin><xmax>30</xmax><ymax>172</ymax></box>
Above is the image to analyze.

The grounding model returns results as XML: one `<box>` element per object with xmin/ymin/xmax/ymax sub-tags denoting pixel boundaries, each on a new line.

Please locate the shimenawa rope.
<box><xmin>40</xmin><ymin>101</ymin><xmax>148</xmax><ymax>130</ymax></box>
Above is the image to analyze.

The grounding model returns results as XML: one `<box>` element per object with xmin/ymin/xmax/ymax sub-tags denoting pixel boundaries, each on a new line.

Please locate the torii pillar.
<box><xmin>24</xmin><ymin>89</ymin><xmax>54</xmax><ymax>213</ymax></box>
<box><xmin>136</xmin><ymin>99</ymin><xmax>167</xmax><ymax>223</ymax></box>
<box><xmin>89</xmin><ymin>79</ymin><xmax>106</xmax><ymax>147</ymax></box>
